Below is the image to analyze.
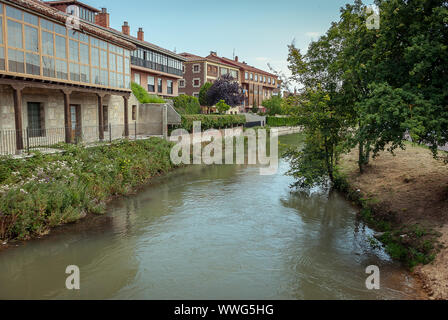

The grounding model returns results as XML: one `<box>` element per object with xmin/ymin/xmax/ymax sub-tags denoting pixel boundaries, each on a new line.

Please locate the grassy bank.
<box><xmin>0</xmin><ymin>138</ymin><xmax>176</xmax><ymax>241</ymax></box>
<box><xmin>334</xmin><ymin>143</ymin><xmax>448</xmax><ymax>272</ymax></box>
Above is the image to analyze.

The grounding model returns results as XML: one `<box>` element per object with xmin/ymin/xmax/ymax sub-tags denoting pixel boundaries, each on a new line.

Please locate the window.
<box><xmin>42</xmin><ymin>56</ymin><xmax>55</xmax><ymax>77</ymax></box>
<box><xmin>55</xmin><ymin>60</ymin><xmax>67</xmax><ymax>79</ymax></box>
<box><xmin>69</xmin><ymin>40</ymin><xmax>79</xmax><ymax>61</ymax></box>
<box><xmin>70</xmin><ymin>62</ymin><xmax>80</xmax><ymax>81</ymax></box>
<box><xmin>263</xmin><ymin>76</ymin><xmax>266</xmax><ymax>83</ymax></box>
<box><xmin>157</xmin><ymin>78</ymin><xmax>163</xmax><ymax>93</ymax></box>
<box><xmin>7</xmin><ymin>20</ymin><xmax>23</xmax><ymax>49</ymax></box>
<box><xmin>268</xmin><ymin>77</ymin><xmax>271</xmax><ymax>84</ymax></box>
<box><xmin>134</xmin><ymin>73</ymin><xmax>140</xmax><ymax>85</ymax></box>
<box><xmin>6</xmin><ymin>6</ymin><xmax>22</xmax><ymax>20</ymax></box>
<box><xmin>193</xmin><ymin>64</ymin><xmax>200</xmax><ymax>73</ymax></box>
<box><xmin>179</xmin><ymin>79</ymin><xmax>185</xmax><ymax>88</ymax></box>
<box><xmin>132</xmin><ymin>105</ymin><xmax>137</xmax><ymax>121</ymax></box>
<box><xmin>255</xmin><ymin>74</ymin><xmax>258</xmax><ymax>82</ymax></box>
<box><xmin>193</xmin><ymin>78</ymin><xmax>200</xmax><ymax>87</ymax></box>
<box><xmin>0</xmin><ymin>17</ymin><xmax>3</xmax><ymax>45</ymax></box>
<box><xmin>8</xmin><ymin>49</ymin><xmax>24</xmax><ymax>73</ymax></box>
<box><xmin>55</xmin><ymin>36</ymin><xmax>66</xmax><ymax>59</ymax></box>
<box><xmin>230</xmin><ymin>70</ymin><xmax>238</xmax><ymax>79</ymax></box>
<box><xmin>27</xmin><ymin>102</ymin><xmax>44</xmax><ymax>137</ymax></box>
<box><xmin>26</xmin><ymin>53</ymin><xmax>40</xmax><ymax>75</ymax></box>
<box><xmin>250</xmin><ymin>73</ymin><xmax>253</xmax><ymax>80</ymax></box>
<box><xmin>167</xmin><ymin>80</ymin><xmax>173</xmax><ymax>94</ymax></box>
<box><xmin>221</xmin><ymin>67</ymin><xmax>228</xmax><ymax>76</ymax></box>
<box><xmin>272</xmin><ymin>79</ymin><xmax>276</xmax><ymax>85</ymax></box>
<box><xmin>42</xmin><ymin>31</ymin><xmax>54</xmax><ymax>56</ymax></box>
<box><xmin>147</xmin><ymin>76</ymin><xmax>155</xmax><ymax>92</ymax></box>
<box><xmin>25</xmin><ymin>26</ymin><xmax>38</xmax><ymax>52</ymax></box>
<box><xmin>0</xmin><ymin>48</ymin><xmax>4</xmax><ymax>70</ymax></box>
<box><xmin>245</xmin><ymin>72</ymin><xmax>249</xmax><ymax>80</ymax></box>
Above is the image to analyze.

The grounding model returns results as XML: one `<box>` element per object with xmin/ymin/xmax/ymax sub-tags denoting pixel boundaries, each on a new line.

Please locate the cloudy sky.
<box><xmin>86</xmin><ymin>0</ymin><xmax>362</xmax><ymax>79</ymax></box>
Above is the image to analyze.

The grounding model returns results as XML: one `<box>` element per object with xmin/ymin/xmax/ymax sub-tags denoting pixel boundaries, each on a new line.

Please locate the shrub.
<box><xmin>180</xmin><ymin>115</ymin><xmax>246</xmax><ymax>132</ymax></box>
<box><xmin>131</xmin><ymin>82</ymin><xmax>165</xmax><ymax>104</ymax></box>
<box><xmin>266</xmin><ymin>116</ymin><xmax>301</xmax><ymax>127</ymax></box>
<box><xmin>216</xmin><ymin>100</ymin><xmax>231</xmax><ymax>114</ymax></box>
<box><xmin>172</xmin><ymin>94</ymin><xmax>201</xmax><ymax>114</ymax></box>
<box><xmin>0</xmin><ymin>138</ymin><xmax>176</xmax><ymax>241</ymax></box>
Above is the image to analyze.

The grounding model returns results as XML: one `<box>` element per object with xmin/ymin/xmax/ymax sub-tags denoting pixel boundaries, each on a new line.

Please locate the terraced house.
<box><xmin>178</xmin><ymin>52</ymin><xmax>240</xmax><ymax>107</ymax></box>
<box><xmin>205</xmin><ymin>52</ymin><xmax>278</xmax><ymax>113</ymax></box>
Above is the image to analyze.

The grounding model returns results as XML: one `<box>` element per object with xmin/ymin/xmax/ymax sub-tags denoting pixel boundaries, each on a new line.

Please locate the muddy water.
<box><xmin>0</xmin><ymin>135</ymin><xmax>422</xmax><ymax>299</ymax></box>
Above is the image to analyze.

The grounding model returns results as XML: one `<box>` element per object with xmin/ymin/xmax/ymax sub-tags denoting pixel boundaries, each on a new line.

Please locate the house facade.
<box><xmin>204</xmin><ymin>53</ymin><xmax>278</xmax><ymax>113</ymax></box>
<box><xmin>178</xmin><ymin>52</ymin><xmax>241</xmax><ymax>113</ymax></box>
<box><xmin>0</xmin><ymin>0</ymin><xmax>139</xmax><ymax>155</ymax></box>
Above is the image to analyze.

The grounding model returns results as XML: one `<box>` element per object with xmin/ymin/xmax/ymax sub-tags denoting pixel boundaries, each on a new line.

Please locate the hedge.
<box><xmin>266</xmin><ymin>116</ymin><xmax>301</xmax><ymax>127</ymax></box>
<box><xmin>180</xmin><ymin>115</ymin><xmax>246</xmax><ymax>132</ymax></box>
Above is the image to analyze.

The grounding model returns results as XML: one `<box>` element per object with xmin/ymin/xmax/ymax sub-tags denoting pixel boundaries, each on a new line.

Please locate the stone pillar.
<box><xmin>11</xmin><ymin>84</ymin><xmax>25</xmax><ymax>152</ymax></box>
<box><xmin>62</xmin><ymin>89</ymin><xmax>73</xmax><ymax>143</ymax></box>
<box><xmin>163</xmin><ymin>104</ymin><xmax>168</xmax><ymax>140</ymax></box>
<box><xmin>97</xmin><ymin>94</ymin><xmax>104</xmax><ymax>140</ymax></box>
<box><xmin>123</xmin><ymin>95</ymin><xmax>129</xmax><ymax>137</ymax></box>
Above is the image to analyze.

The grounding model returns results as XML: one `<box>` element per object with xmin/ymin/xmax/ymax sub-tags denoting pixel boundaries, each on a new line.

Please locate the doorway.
<box><xmin>70</xmin><ymin>105</ymin><xmax>81</xmax><ymax>142</ymax></box>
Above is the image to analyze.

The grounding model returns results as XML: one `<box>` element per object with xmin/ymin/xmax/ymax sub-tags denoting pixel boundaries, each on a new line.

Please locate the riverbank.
<box><xmin>336</xmin><ymin>143</ymin><xmax>448</xmax><ymax>299</ymax></box>
<box><xmin>0</xmin><ymin>138</ymin><xmax>177</xmax><ymax>243</ymax></box>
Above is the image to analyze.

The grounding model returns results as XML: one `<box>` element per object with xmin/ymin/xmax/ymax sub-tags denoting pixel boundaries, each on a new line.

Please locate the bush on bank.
<box><xmin>180</xmin><ymin>115</ymin><xmax>246</xmax><ymax>132</ymax></box>
<box><xmin>0</xmin><ymin>138</ymin><xmax>176</xmax><ymax>241</ymax></box>
<box><xmin>266</xmin><ymin>117</ymin><xmax>301</xmax><ymax>127</ymax></box>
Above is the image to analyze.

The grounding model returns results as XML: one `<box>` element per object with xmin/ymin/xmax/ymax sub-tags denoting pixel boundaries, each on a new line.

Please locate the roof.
<box><xmin>44</xmin><ymin>0</ymin><xmax>100</xmax><ymax>13</ymax></box>
<box><xmin>108</xmin><ymin>28</ymin><xmax>186</xmax><ymax>62</ymax></box>
<box><xmin>206</xmin><ymin>54</ymin><xmax>277</xmax><ymax>78</ymax></box>
<box><xmin>7</xmin><ymin>0</ymin><xmax>136</xmax><ymax>50</ymax></box>
<box><xmin>179</xmin><ymin>52</ymin><xmax>238</xmax><ymax>68</ymax></box>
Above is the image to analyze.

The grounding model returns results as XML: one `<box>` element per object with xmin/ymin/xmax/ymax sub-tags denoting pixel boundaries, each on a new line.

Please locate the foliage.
<box><xmin>180</xmin><ymin>115</ymin><xmax>245</xmax><ymax>132</ymax></box>
<box><xmin>266</xmin><ymin>116</ymin><xmax>300</xmax><ymax>127</ymax></box>
<box><xmin>199</xmin><ymin>82</ymin><xmax>213</xmax><ymax>106</ymax></box>
<box><xmin>0</xmin><ymin>138</ymin><xmax>175</xmax><ymax>240</ymax></box>
<box><xmin>216</xmin><ymin>100</ymin><xmax>231</xmax><ymax>114</ymax></box>
<box><xmin>207</xmin><ymin>74</ymin><xmax>244</xmax><ymax>107</ymax></box>
<box><xmin>262</xmin><ymin>95</ymin><xmax>283</xmax><ymax>115</ymax></box>
<box><xmin>131</xmin><ymin>82</ymin><xmax>166</xmax><ymax>104</ymax></box>
<box><xmin>172</xmin><ymin>94</ymin><xmax>201</xmax><ymax>115</ymax></box>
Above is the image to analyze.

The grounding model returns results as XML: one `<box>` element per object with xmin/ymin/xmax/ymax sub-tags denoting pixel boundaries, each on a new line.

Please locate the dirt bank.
<box><xmin>339</xmin><ymin>143</ymin><xmax>448</xmax><ymax>299</ymax></box>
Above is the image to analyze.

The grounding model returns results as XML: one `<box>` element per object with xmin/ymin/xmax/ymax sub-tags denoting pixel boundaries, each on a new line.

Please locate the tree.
<box><xmin>199</xmin><ymin>82</ymin><xmax>213</xmax><ymax>106</ymax></box>
<box><xmin>262</xmin><ymin>95</ymin><xmax>283</xmax><ymax>115</ymax></box>
<box><xmin>216</xmin><ymin>100</ymin><xmax>231</xmax><ymax>114</ymax></box>
<box><xmin>207</xmin><ymin>74</ymin><xmax>244</xmax><ymax>107</ymax></box>
<box><xmin>172</xmin><ymin>95</ymin><xmax>201</xmax><ymax>114</ymax></box>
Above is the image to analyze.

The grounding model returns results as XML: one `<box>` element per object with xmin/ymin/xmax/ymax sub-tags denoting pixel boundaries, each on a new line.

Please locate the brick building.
<box><xmin>204</xmin><ymin>53</ymin><xmax>278</xmax><ymax>112</ymax></box>
<box><xmin>178</xmin><ymin>52</ymin><xmax>240</xmax><ymax>101</ymax></box>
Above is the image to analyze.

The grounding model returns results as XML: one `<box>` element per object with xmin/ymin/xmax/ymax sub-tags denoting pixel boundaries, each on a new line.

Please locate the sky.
<box><xmin>85</xmin><ymin>0</ymin><xmax>358</xmax><ymax>80</ymax></box>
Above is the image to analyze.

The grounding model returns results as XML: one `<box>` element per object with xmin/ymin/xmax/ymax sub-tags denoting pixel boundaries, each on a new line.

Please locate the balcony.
<box><xmin>131</xmin><ymin>57</ymin><xmax>183</xmax><ymax>77</ymax></box>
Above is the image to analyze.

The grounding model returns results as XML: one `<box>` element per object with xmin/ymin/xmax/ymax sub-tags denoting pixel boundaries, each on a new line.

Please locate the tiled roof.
<box><xmin>179</xmin><ymin>52</ymin><xmax>238</xmax><ymax>68</ymax></box>
<box><xmin>8</xmin><ymin>0</ymin><xmax>136</xmax><ymax>50</ymax></box>
<box><xmin>44</xmin><ymin>0</ymin><xmax>100</xmax><ymax>13</ymax></box>
<box><xmin>109</xmin><ymin>28</ymin><xmax>186</xmax><ymax>61</ymax></box>
<box><xmin>206</xmin><ymin>55</ymin><xmax>277</xmax><ymax>78</ymax></box>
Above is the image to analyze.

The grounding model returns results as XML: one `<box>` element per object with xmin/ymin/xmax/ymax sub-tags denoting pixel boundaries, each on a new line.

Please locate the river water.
<box><xmin>0</xmin><ymin>134</ymin><xmax>422</xmax><ymax>299</ymax></box>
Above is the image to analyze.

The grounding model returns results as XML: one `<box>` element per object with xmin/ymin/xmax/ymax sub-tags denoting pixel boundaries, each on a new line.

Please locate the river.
<box><xmin>0</xmin><ymin>134</ymin><xmax>422</xmax><ymax>299</ymax></box>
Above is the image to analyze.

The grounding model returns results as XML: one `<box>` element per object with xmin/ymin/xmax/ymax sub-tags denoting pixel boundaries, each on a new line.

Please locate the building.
<box><xmin>45</xmin><ymin>1</ymin><xmax>186</xmax><ymax>99</ymax></box>
<box><xmin>178</xmin><ymin>52</ymin><xmax>241</xmax><ymax>113</ymax></box>
<box><xmin>204</xmin><ymin>52</ymin><xmax>278</xmax><ymax>113</ymax></box>
<box><xmin>0</xmin><ymin>0</ymin><xmax>141</xmax><ymax>155</ymax></box>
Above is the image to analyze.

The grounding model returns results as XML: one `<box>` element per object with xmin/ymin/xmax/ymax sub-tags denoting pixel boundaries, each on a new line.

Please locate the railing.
<box><xmin>0</xmin><ymin>122</ymin><xmax>163</xmax><ymax>156</ymax></box>
<box><xmin>131</xmin><ymin>56</ymin><xmax>183</xmax><ymax>77</ymax></box>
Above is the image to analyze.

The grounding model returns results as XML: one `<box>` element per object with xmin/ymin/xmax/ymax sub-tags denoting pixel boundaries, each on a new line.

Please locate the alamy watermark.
<box><xmin>169</xmin><ymin>122</ymin><xmax>279</xmax><ymax>175</ymax></box>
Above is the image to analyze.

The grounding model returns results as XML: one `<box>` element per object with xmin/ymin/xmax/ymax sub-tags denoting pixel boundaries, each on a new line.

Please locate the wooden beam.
<box><xmin>123</xmin><ymin>95</ymin><xmax>129</xmax><ymax>137</ymax></box>
<box><xmin>62</xmin><ymin>89</ymin><xmax>73</xmax><ymax>144</ymax></box>
<box><xmin>11</xmin><ymin>84</ymin><xmax>25</xmax><ymax>152</ymax></box>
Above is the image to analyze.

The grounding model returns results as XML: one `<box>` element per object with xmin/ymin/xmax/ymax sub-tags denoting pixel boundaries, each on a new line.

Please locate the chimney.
<box><xmin>234</xmin><ymin>56</ymin><xmax>238</xmax><ymax>62</ymax></box>
<box><xmin>137</xmin><ymin>28</ymin><xmax>144</xmax><ymax>41</ymax></box>
<box><xmin>210</xmin><ymin>51</ymin><xmax>217</xmax><ymax>57</ymax></box>
<box><xmin>95</xmin><ymin>8</ymin><xmax>110</xmax><ymax>28</ymax></box>
<box><xmin>122</xmin><ymin>21</ymin><xmax>130</xmax><ymax>36</ymax></box>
